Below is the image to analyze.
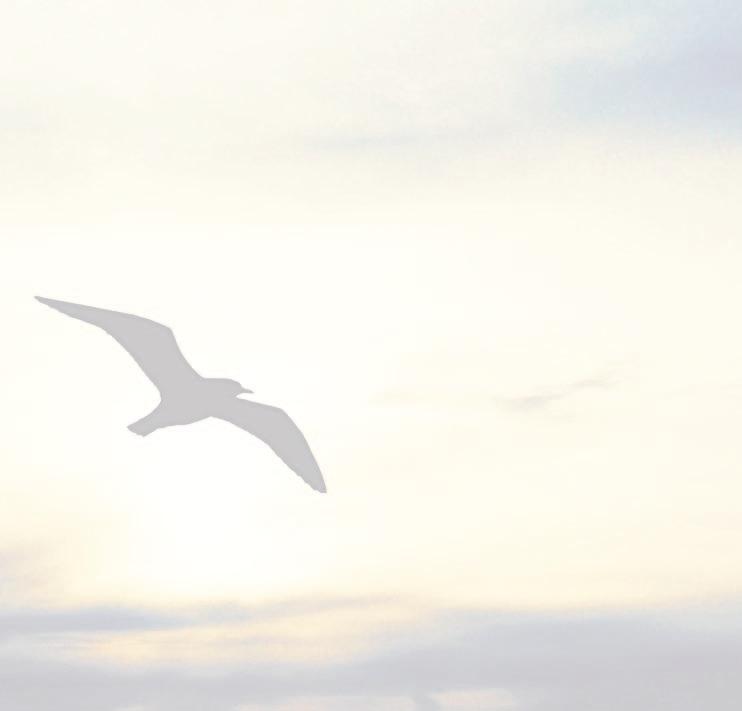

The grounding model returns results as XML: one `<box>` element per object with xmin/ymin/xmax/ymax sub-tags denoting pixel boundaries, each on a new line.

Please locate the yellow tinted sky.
<box><xmin>4</xmin><ymin>138</ymin><xmax>742</xmax><ymax>611</ymax></box>
<box><xmin>1</xmin><ymin>3</ymin><xmax>742</xmax><ymax>707</ymax></box>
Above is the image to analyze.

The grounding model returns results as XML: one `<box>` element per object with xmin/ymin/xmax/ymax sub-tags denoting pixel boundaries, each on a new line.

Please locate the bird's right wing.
<box><xmin>36</xmin><ymin>296</ymin><xmax>200</xmax><ymax>396</ymax></box>
<box><xmin>213</xmin><ymin>397</ymin><xmax>326</xmax><ymax>493</ymax></box>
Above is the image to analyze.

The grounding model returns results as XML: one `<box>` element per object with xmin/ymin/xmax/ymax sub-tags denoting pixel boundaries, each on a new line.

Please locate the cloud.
<box><xmin>494</xmin><ymin>374</ymin><xmax>615</xmax><ymax>412</ymax></box>
<box><xmin>0</xmin><ymin>606</ymin><xmax>181</xmax><ymax>639</ymax></box>
<box><xmin>412</xmin><ymin>694</ymin><xmax>441</xmax><ymax>711</ymax></box>
<box><xmin>0</xmin><ymin>0</ymin><xmax>704</xmax><ymax>174</ymax></box>
<box><xmin>0</xmin><ymin>600</ymin><xmax>740</xmax><ymax>710</ymax></box>
<box><xmin>556</xmin><ymin>0</ymin><xmax>742</xmax><ymax>131</ymax></box>
<box><xmin>0</xmin><ymin>595</ymin><xmax>393</xmax><ymax>641</ymax></box>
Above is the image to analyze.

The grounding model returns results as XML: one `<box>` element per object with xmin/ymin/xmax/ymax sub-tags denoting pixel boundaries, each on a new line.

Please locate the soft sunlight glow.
<box><xmin>2</xmin><ymin>0</ymin><xmax>741</xmax><ymax>707</ymax></box>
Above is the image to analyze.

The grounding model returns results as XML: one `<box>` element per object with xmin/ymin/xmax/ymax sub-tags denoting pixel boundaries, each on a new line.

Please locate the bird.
<box><xmin>35</xmin><ymin>296</ymin><xmax>326</xmax><ymax>493</ymax></box>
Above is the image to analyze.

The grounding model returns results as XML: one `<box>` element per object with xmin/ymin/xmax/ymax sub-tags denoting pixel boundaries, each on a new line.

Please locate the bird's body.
<box><xmin>35</xmin><ymin>296</ymin><xmax>326</xmax><ymax>493</ymax></box>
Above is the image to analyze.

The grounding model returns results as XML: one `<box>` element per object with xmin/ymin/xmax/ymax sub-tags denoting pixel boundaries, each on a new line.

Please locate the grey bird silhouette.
<box><xmin>35</xmin><ymin>296</ymin><xmax>326</xmax><ymax>493</ymax></box>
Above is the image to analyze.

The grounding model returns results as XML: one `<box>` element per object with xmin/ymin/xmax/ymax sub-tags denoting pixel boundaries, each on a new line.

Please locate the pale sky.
<box><xmin>2</xmin><ymin>1</ymin><xmax>742</xmax><ymax>709</ymax></box>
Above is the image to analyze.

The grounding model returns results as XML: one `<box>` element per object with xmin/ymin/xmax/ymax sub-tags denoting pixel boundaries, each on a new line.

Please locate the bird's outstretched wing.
<box><xmin>213</xmin><ymin>397</ymin><xmax>326</xmax><ymax>493</ymax></box>
<box><xmin>35</xmin><ymin>296</ymin><xmax>200</xmax><ymax>395</ymax></box>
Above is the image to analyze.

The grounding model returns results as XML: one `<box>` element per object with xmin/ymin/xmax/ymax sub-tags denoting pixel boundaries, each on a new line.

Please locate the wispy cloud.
<box><xmin>494</xmin><ymin>375</ymin><xmax>615</xmax><ymax>413</ymax></box>
<box><xmin>0</xmin><ymin>596</ymin><xmax>396</xmax><ymax>642</ymax></box>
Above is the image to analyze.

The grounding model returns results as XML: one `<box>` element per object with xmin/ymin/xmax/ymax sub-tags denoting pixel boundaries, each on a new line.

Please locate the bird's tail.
<box><xmin>128</xmin><ymin>419</ymin><xmax>156</xmax><ymax>437</ymax></box>
<box><xmin>127</xmin><ymin>407</ymin><xmax>163</xmax><ymax>436</ymax></box>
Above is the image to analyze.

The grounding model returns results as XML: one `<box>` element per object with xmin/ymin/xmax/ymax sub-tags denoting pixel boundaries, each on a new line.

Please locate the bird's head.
<box><xmin>212</xmin><ymin>378</ymin><xmax>253</xmax><ymax>397</ymax></box>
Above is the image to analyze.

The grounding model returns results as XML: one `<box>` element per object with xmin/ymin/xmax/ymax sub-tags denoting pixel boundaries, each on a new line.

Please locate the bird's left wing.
<box><xmin>213</xmin><ymin>397</ymin><xmax>326</xmax><ymax>493</ymax></box>
<box><xmin>35</xmin><ymin>296</ymin><xmax>200</xmax><ymax>395</ymax></box>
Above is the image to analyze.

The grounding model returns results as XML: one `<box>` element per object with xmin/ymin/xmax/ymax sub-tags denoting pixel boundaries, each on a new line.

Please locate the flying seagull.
<box><xmin>35</xmin><ymin>296</ymin><xmax>326</xmax><ymax>493</ymax></box>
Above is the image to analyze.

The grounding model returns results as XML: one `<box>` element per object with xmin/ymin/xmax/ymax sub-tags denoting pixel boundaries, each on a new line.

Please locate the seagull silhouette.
<box><xmin>35</xmin><ymin>296</ymin><xmax>326</xmax><ymax>493</ymax></box>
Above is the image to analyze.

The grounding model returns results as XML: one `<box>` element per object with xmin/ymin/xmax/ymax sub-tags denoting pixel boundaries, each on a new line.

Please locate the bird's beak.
<box><xmin>240</xmin><ymin>387</ymin><xmax>254</xmax><ymax>394</ymax></box>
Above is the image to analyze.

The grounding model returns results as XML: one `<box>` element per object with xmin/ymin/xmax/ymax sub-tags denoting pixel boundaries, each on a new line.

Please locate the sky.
<box><xmin>1</xmin><ymin>1</ymin><xmax>742</xmax><ymax>709</ymax></box>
